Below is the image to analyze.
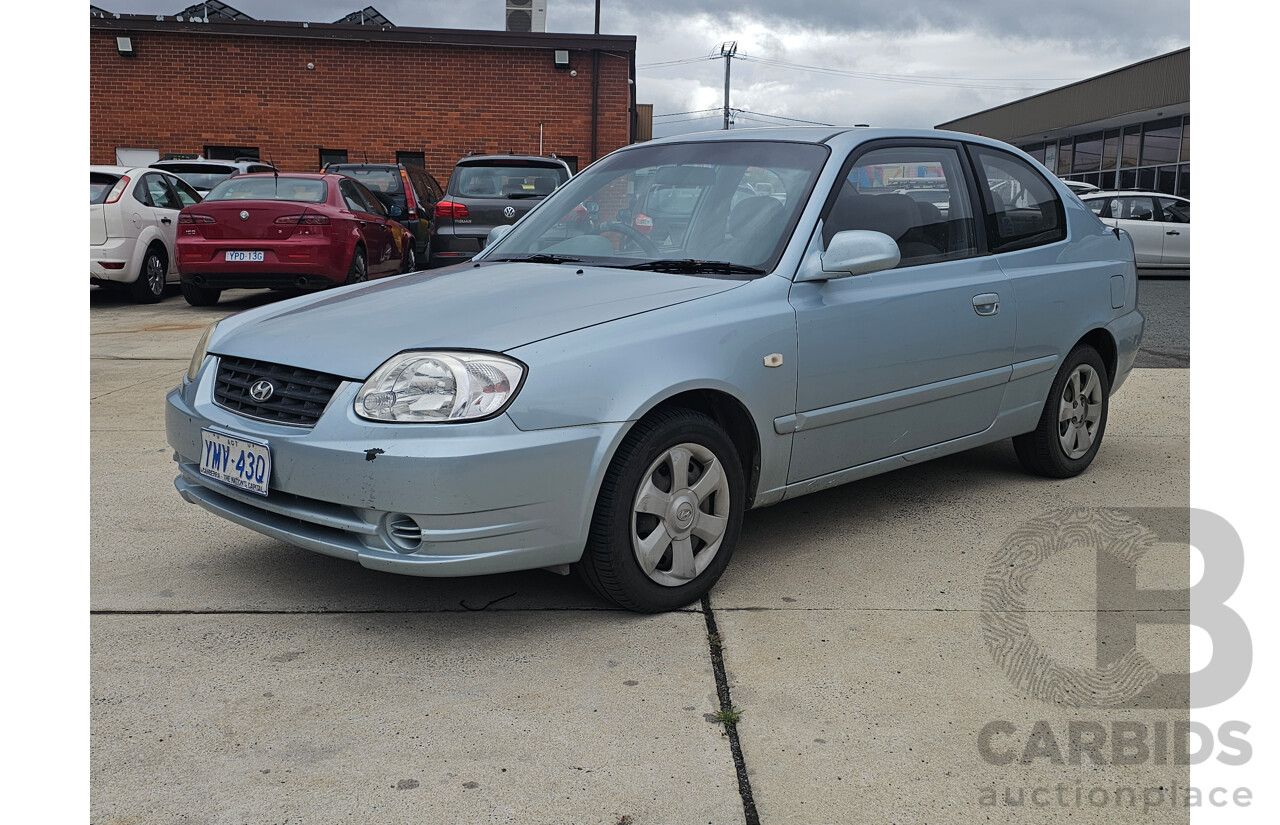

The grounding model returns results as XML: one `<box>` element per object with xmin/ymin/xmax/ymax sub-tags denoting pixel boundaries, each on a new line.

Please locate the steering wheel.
<box><xmin>593</xmin><ymin>221</ymin><xmax>660</xmax><ymax>256</ymax></box>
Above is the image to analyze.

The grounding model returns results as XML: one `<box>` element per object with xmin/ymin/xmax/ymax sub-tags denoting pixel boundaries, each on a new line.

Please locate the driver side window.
<box><xmin>821</xmin><ymin>145</ymin><xmax>978</xmax><ymax>268</ymax></box>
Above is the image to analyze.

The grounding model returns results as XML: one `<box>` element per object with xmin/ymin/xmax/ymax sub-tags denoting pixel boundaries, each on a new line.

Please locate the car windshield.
<box><xmin>330</xmin><ymin>167</ymin><xmax>403</xmax><ymax>194</ymax></box>
<box><xmin>204</xmin><ymin>176</ymin><xmax>328</xmax><ymax>203</ymax></box>
<box><xmin>154</xmin><ymin>163</ymin><xmax>238</xmax><ymax>192</ymax></box>
<box><xmin>450</xmin><ymin>162</ymin><xmax>570</xmax><ymax>199</ymax></box>
<box><xmin>90</xmin><ymin>172</ymin><xmax>120</xmax><ymax>204</ymax></box>
<box><xmin>482</xmin><ymin>140</ymin><xmax>829</xmax><ymax>275</ymax></box>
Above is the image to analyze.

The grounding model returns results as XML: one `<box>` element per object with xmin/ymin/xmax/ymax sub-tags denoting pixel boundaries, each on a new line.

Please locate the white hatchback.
<box><xmin>90</xmin><ymin>166</ymin><xmax>202</xmax><ymax>302</ymax></box>
<box><xmin>1079</xmin><ymin>191</ymin><xmax>1189</xmax><ymax>270</ymax></box>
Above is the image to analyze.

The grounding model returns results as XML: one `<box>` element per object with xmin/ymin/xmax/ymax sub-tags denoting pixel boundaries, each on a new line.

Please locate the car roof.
<box><xmin>92</xmin><ymin>164</ymin><xmax>184</xmax><ymax>176</ymax></box>
<box><xmin>639</xmin><ymin>125</ymin><xmax>1042</xmax><ymax>156</ymax></box>
<box><xmin>455</xmin><ymin>154</ymin><xmax>571</xmax><ymax>166</ymax></box>
<box><xmin>1082</xmin><ymin>191</ymin><xmax>1188</xmax><ymax>200</ymax></box>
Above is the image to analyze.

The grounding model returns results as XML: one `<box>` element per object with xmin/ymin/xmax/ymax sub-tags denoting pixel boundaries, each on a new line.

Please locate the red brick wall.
<box><xmin>90</xmin><ymin>29</ymin><xmax>632</xmax><ymax>182</ymax></box>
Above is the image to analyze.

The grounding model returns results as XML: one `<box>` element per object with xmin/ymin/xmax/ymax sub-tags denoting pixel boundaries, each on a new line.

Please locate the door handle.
<box><xmin>973</xmin><ymin>293</ymin><xmax>1000</xmax><ymax>316</ymax></box>
<box><xmin>160</xmin><ymin>217</ymin><xmax>172</xmax><ymax>225</ymax></box>
<box><xmin>1166</xmin><ymin>230</ymin><xmax>1180</xmax><ymax>235</ymax></box>
<box><xmin>359</xmin><ymin>220</ymin><xmax>367</xmax><ymax>227</ymax></box>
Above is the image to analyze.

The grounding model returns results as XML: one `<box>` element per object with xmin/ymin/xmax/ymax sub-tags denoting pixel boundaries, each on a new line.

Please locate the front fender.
<box><xmin>504</xmin><ymin>275</ymin><xmax>799</xmax><ymax>504</ymax></box>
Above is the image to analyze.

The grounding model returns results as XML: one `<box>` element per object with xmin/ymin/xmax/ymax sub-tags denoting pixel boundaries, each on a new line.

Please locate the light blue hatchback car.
<box><xmin>166</xmin><ymin>127</ymin><xmax>1143</xmax><ymax>612</ymax></box>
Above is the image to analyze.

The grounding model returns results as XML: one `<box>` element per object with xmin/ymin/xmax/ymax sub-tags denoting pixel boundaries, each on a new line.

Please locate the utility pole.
<box><xmin>720</xmin><ymin>41</ymin><xmax>737</xmax><ymax>130</ymax></box>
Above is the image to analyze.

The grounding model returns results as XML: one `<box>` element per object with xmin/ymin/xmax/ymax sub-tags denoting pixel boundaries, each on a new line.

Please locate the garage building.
<box><xmin>937</xmin><ymin>47</ymin><xmax>1189</xmax><ymax>197</ymax></box>
<box><xmin>89</xmin><ymin>8</ymin><xmax>637</xmax><ymax>181</ymax></box>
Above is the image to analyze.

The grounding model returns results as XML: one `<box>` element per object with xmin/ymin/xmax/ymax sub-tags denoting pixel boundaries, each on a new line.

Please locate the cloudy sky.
<box><xmin>97</xmin><ymin>0</ymin><xmax>1190</xmax><ymax>138</ymax></box>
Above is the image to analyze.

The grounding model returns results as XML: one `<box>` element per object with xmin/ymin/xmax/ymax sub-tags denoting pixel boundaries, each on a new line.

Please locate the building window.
<box><xmin>1072</xmin><ymin>132</ymin><xmax>1103</xmax><ymax>173</ymax></box>
<box><xmin>1156</xmin><ymin>166</ymin><xmax>1178</xmax><ymax>195</ymax></box>
<box><xmin>1056</xmin><ymin>141</ymin><xmax>1073</xmax><ymax>176</ymax></box>
<box><xmin>1176</xmin><ymin>165</ymin><xmax>1189</xmax><ymax>198</ymax></box>
<box><xmin>1101</xmin><ymin>130</ymin><xmax>1120</xmax><ymax>170</ymax></box>
<box><xmin>205</xmin><ymin>145</ymin><xmax>260</xmax><ymax>161</ymax></box>
<box><xmin>1179</xmin><ymin>116</ymin><xmax>1190</xmax><ymax>163</ymax></box>
<box><xmin>396</xmin><ymin>151</ymin><xmax>425</xmax><ymax>168</ymax></box>
<box><xmin>1120</xmin><ymin>128</ymin><xmax>1141</xmax><ymax>168</ymax></box>
<box><xmin>1140</xmin><ymin>117</ymin><xmax>1181</xmax><ymax>167</ymax></box>
<box><xmin>319</xmin><ymin>148</ymin><xmax>348</xmax><ymax>168</ymax></box>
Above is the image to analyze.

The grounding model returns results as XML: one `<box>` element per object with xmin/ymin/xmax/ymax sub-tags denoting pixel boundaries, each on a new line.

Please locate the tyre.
<box><xmin>403</xmin><ymin>242</ymin><xmax>417</xmax><ymax>274</ymax></box>
<box><xmin>130</xmin><ymin>246</ymin><xmax>168</xmax><ymax>303</ymax></box>
<box><xmin>1013</xmin><ymin>344</ymin><xmax>1110</xmax><ymax>478</ymax></box>
<box><xmin>345</xmin><ymin>246</ymin><xmax>367</xmax><ymax>285</ymax></box>
<box><xmin>578</xmin><ymin>408</ymin><xmax>745</xmax><ymax>613</ymax></box>
<box><xmin>181</xmin><ymin>280</ymin><xmax>221</xmax><ymax>307</ymax></box>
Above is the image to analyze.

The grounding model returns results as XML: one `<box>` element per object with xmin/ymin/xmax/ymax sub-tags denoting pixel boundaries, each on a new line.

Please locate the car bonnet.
<box><xmin>208</xmin><ymin>262</ymin><xmax>745</xmax><ymax>380</ymax></box>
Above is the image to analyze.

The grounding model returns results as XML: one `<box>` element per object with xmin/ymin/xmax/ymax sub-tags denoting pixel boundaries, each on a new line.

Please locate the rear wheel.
<box><xmin>577</xmin><ymin>408</ymin><xmax>744</xmax><ymax>613</ymax></box>
<box><xmin>1013</xmin><ymin>344</ymin><xmax>1110</xmax><ymax>478</ymax></box>
<box><xmin>180</xmin><ymin>281</ymin><xmax>221</xmax><ymax>307</ymax></box>
<box><xmin>130</xmin><ymin>246</ymin><xmax>167</xmax><ymax>303</ymax></box>
<box><xmin>403</xmin><ymin>240</ymin><xmax>417</xmax><ymax>273</ymax></box>
<box><xmin>345</xmin><ymin>246</ymin><xmax>368</xmax><ymax>285</ymax></box>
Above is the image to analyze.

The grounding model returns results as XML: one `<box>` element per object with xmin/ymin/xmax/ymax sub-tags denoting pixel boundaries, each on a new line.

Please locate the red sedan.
<box><xmin>175</xmin><ymin>172</ymin><xmax>414</xmax><ymax>306</ymax></box>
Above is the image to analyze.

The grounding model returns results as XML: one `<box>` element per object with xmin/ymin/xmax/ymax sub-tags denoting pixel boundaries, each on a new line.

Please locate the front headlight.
<box><xmin>354</xmin><ymin>351</ymin><xmax>526</xmax><ymax>423</ymax></box>
<box><xmin>186</xmin><ymin>321</ymin><xmax>219</xmax><ymax>383</ymax></box>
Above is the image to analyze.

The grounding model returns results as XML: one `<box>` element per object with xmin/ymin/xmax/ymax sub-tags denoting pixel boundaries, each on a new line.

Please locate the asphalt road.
<box><xmin>1133</xmin><ymin>274</ymin><xmax>1190</xmax><ymax>368</ymax></box>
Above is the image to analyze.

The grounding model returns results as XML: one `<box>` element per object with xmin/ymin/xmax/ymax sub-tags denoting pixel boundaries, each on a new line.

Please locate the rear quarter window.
<box><xmin>90</xmin><ymin>172</ymin><xmax>120</xmax><ymax>204</ymax></box>
<box><xmin>968</xmin><ymin>146</ymin><xmax>1066</xmax><ymax>253</ymax></box>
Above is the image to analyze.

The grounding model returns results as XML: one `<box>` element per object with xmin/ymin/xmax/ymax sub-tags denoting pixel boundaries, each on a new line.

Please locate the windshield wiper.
<box><xmin>487</xmin><ymin>253</ymin><xmax>585</xmax><ymax>264</ymax></box>
<box><xmin>619</xmin><ymin>259</ymin><xmax>766</xmax><ymax>276</ymax></box>
<box><xmin>505</xmin><ymin>193</ymin><xmax>544</xmax><ymax>199</ymax></box>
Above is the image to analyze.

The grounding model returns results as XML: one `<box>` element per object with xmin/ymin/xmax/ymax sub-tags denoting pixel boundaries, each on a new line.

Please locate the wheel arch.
<box><xmin>1074</xmin><ymin>326</ymin><xmax>1118</xmax><ymax>389</ymax></box>
<box><xmin>623</xmin><ymin>387</ymin><xmax>763</xmax><ymax>509</ymax></box>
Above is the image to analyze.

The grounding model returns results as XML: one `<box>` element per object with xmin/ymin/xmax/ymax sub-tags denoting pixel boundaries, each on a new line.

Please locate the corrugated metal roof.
<box><xmin>937</xmin><ymin>48</ymin><xmax>1188</xmax><ymax>142</ymax></box>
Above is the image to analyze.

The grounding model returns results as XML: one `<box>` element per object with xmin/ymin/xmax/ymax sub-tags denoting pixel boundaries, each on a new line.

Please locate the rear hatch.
<box><xmin>441</xmin><ymin>159</ymin><xmax>569</xmax><ymax>237</ymax></box>
<box><xmin>329</xmin><ymin>166</ymin><xmax>407</xmax><ymax>214</ymax></box>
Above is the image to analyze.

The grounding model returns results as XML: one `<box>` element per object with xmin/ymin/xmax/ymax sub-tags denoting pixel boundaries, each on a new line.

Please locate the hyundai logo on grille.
<box><xmin>503</xmin><ymin>206</ymin><xmax>516</xmax><ymax>218</ymax></box>
<box><xmin>239</xmin><ymin>210</ymin><xmax>250</xmax><ymax>220</ymax></box>
<box><xmin>249</xmin><ymin>380</ymin><xmax>275</xmax><ymax>402</ymax></box>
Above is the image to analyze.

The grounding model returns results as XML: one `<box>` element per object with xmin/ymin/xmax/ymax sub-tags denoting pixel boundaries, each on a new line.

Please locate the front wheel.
<box><xmin>1013</xmin><ymin>345</ymin><xmax>1110</xmax><ymax>478</ymax></box>
<box><xmin>578</xmin><ymin>408</ymin><xmax>744</xmax><ymax>613</ymax></box>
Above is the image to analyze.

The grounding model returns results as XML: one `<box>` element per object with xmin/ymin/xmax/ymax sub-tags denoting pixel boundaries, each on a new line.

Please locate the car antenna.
<box><xmin>363</xmin><ymin>151</ymin><xmax>368</xmax><ymax>167</ymax></box>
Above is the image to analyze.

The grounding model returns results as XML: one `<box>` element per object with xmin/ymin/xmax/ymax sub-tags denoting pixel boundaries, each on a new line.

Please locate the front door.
<box><xmin>787</xmin><ymin>142</ymin><xmax>1016</xmax><ymax>483</ymax></box>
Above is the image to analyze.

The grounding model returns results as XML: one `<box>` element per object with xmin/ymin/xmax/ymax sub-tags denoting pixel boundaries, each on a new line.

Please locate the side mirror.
<box><xmin>806</xmin><ymin>230</ymin><xmax>900</xmax><ymax>280</ymax></box>
<box><xmin>388</xmin><ymin>205</ymin><xmax>403</xmax><ymax>218</ymax></box>
<box><xmin>486</xmin><ymin>224</ymin><xmax>513</xmax><ymax>246</ymax></box>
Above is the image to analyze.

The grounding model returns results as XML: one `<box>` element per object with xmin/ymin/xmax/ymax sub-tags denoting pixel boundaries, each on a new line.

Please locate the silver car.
<box><xmin>166</xmin><ymin>127</ymin><xmax>1144</xmax><ymax>613</ymax></box>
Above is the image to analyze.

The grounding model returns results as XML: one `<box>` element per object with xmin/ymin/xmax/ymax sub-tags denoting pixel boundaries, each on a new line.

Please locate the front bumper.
<box><xmin>165</xmin><ymin>359</ymin><xmax>625</xmax><ymax>576</ymax></box>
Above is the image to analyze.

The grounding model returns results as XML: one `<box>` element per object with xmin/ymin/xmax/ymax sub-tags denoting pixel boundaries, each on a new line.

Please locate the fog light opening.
<box><xmin>384</xmin><ymin>514</ymin><xmax>423</xmax><ymax>553</ymax></box>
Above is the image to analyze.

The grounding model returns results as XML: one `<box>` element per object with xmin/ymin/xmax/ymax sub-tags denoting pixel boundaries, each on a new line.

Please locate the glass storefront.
<box><xmin>1021</xmin><ymin>114</ymin><xmax>1189</xmax><ymax>197</ymax></box>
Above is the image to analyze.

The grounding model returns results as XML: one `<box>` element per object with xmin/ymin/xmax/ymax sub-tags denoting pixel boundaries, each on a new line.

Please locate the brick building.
<box><xmin>89</xmin><ymin>13</ymin><xmax>637</xmax><ymax>181</ymax></box>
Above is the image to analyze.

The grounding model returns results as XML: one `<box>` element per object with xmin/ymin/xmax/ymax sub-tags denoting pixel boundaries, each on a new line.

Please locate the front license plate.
<box><xmin>225</xmin><ymin>250</ymin><xmax>265</xmax><ymax>262</ymax></box>
<box><xmin>199</xmin><ymin>429</ymin><xmax>271</xmax><ymax>496</ymax></box>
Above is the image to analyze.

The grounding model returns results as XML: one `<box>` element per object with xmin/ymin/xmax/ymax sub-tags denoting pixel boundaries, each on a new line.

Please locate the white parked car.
<box><xmin>1079</xmin><ymin>191</ymin><xmax>1189</xmax><ymax>270</ymax></box>
<box><xmin>1060</xmin><ymin>179</ymin><xmax>1101</xmax><ymax>196</ymax></box>
<box><xmin>90</xmin><ymin>166</ymin><xmax>202</xmax><ymax>302</ymax></box>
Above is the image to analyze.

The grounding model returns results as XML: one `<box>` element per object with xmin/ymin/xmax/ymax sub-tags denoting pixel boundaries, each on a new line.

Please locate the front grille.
<box><xmin>214</xmin><ymin>356</ymin><xmax>345</xmax><ymax>427</ymax></box>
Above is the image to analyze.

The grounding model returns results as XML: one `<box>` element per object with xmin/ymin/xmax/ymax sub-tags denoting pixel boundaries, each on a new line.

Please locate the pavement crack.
<box><xmin>702</xmin><ymin>593</ymin><xmax>760</xmax><ymax>825</ymax></box>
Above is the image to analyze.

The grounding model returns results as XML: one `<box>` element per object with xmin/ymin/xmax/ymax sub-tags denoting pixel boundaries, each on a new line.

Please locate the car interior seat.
<box><xmin>707</xmin><ymin>195</ymin><xmax>786</xmax><ymax>264</ymax></box>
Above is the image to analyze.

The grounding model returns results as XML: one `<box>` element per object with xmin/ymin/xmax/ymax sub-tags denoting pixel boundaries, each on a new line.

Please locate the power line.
<box><xmin>653</xmin><ymin>107</ymin><xmax>722</xmax><ymax>119</ymax></box>
<box><xmin>733</xmin><ymin>108</ymin><xmax>833</xmax><ymax>126</ymax></box>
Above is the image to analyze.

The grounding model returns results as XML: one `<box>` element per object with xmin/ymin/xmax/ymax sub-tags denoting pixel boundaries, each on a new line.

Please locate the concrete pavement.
<box><xmin>91</xmin><ymin>288</ymin><xmax>1190</xmax><ymax>824</ymax></box>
